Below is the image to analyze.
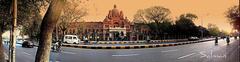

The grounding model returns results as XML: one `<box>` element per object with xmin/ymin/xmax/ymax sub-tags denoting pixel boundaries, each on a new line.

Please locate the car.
<box><xmin>22</xmin><ymin>41</ymin><xmax>34</xmax><ymax>48</ymax></box>
<box><xmin>188</xmin><ymin>37</ymin><xmax>199</xmax><ymax>41</ymax></box>
<box><xmin>17</xmin><ymin>40</ymin><xmax>24</xmax><ymax>44</ymax></box>
<box><xmin>220</xmin><ymin>36</ymin><xmax>226</xmax><ymax>39</ymax></box>
<box><xmin>63</xmin><ymin>35</ymin><xmax>80</xmax><ymax>44</ymax></box>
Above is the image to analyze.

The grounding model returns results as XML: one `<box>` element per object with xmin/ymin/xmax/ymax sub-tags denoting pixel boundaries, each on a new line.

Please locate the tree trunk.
<box><xmin>35</xmin><ymin>0</ymin><xmax>64</xmax><ymax>62</ymax></box>
<box><xmin>0</xmin><ymin>31</ymin><xmax>6</xmax><ymax>62</ymax></box>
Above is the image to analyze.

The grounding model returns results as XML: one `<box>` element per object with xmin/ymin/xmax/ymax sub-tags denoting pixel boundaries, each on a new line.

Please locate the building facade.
<box><xmin>59</xmin><ymin>5</ymin><xmax>149</xmax><ymax>41</ymax></box>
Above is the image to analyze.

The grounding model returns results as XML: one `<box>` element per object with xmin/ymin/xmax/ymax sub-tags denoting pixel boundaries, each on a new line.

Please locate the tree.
<box><xmin>145</xmin><ymin>6</ymin><xmax>171</xmax><ymax>24</ymax></box>
<box><xmin>35</xmin><ymin>0</ymin><xmax>65</xmax><ymax>62</ymax></box>
<box><xmin>18</xmin><ymin>0</ymin><xmax>50</xmax><ymax>42</ymax></box>
<box><xmin>0</xmin><ymin>0</ymin><xmax>12</xmax><ymax>62</ymax></box>
<box><xmin>207</xmin><ymin>23</ymin><xmax>221</xmax><ymax>36</ymax></box>
<box><xmin>133</xmin><ymin>6</ymin><xmax>171</xmax><ymax>39</ymax></box>
<box><xmin>226</xmin><ymin>5</ymin><xmax>240</xmax><ymax>31</ymax></box>
<box><xmin>76</xmin><ymin>21</ymin><xmax>86</xmax><ymax>39</ymax></box>
<box><xmin>133</xmin><ymin>9</ymin><xmax>147</xmax><ymax>23</ymax></box>
<box><xmin>0</xmin><ymin>0</ymin><xmax>49</xmax><ymax>61</ymax></box>
<box><xmin>57</xmin><ymin>0</ymin><xmax>87</xmax><ymax>43</ymax></box>
<box><xmin>20</xmin><ymin>13</ymin><xmax>42</xmax><ymax>42</ymax></box>
<box><xmin>175</xmin><ymin>13</ymin><xmax>198</xmax><ymax>37</ymax></box>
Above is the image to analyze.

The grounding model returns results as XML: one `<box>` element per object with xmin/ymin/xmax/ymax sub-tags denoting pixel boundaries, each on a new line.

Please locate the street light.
<box><xmin>9</xmin><ymin>0</ymin><xmax>17</xmax><ymax>62</ymax></box>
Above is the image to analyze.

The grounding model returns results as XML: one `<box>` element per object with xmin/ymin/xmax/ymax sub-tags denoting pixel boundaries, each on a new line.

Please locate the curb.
<box><xmin>62</xmin><ymin>43</ymin><xmax>178</xmax><ymax>49</ymax></box>
<box><xmin>85</xmin><ymin>39</ymin><xmax>187</xmax><ymax>44</ymax></box>
<box><xmin>63</xmin><ymin>39</ymin><xmax>214</xmax><ymax>49</ymax></box>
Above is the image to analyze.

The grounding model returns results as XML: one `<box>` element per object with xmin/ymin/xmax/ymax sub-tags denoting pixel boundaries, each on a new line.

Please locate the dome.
<box><xmin>111</xmin><ymin>4</ymin><xmax>120</xmax><ymax>17</ymax></box>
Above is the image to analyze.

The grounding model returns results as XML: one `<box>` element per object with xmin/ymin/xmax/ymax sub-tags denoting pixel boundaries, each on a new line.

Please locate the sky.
<box><xmin>2</xmin><ymin>0</ymin><xmax>238</xmax><ymax>38</ymax></box>
<box><xmin>82</xmin><ymin>0</ymin><xmax>238</xmax><ymax>33</ymax></box>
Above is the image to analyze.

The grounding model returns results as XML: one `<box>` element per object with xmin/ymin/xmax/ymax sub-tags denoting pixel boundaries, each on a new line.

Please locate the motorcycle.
<box><xmin>215</xmin><ymin>37</ymin><xmax>218</xmax><ymax>45</ymax></box>
<box><xmin>226</xmin><ymin>37</ymin><xmax>230</xmax><ymax>45</ymax></box>
<box><xmin>52</xmin><ymin>42</ymin><xmax>59</xmax><ymax>52</ymax></box>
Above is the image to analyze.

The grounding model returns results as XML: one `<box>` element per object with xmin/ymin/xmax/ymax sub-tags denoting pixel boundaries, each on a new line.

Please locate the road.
<box><xmin>4</xmin><ymin>38</ymin><xmax>240</xmax><ymax>62</ymax></box>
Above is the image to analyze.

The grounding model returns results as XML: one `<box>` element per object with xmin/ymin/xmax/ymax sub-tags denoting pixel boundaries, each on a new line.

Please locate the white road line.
<box><xmin>23</xmin><ymin>52</ymin><xmax>31</xmax><ymax>56</ymax></box>
<box><xmin>62</xmin><ymin>51</ymin><xmax>76</xmax><ymax>55</ymax></box>
<box><xmin>4</xmin><ymin>52</ymin><xmax>8</xmax><ymax>60</ymax></box>
<box><xmin>177</xmin><ymin>53</ymin><xmax>196</xmax><ymax>59</ymax></box>
<box><xmin>112</xmin><ymin>54</ymin><xmax>139</xmax><ymax>57</ymax></box>
<box><xmin>50</xmin><ymin>61</ymin><xmax>60</xmax><ymax>62</ymax></box>
<box><xmin>161</xmin><ymin>49</ymin><xmax>178</xmax><ymax>53</ymax></box>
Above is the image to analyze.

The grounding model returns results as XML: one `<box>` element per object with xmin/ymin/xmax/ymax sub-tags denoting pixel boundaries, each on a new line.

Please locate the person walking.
<box><xmin>83</xmin><ymin>37</ymin><xmax>89</xmax><ymax>45</ymax></box>
<box><xmin>146</xmin><ymin>36</ymin><xmax>150</xmax><ymax>43</ymax></box>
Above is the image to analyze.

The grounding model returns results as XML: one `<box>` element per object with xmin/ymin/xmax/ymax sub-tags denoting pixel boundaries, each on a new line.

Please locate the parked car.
<box><xmin>17</xmin><ymin>40</ymin><xmax>24</xmax><ymax>44</ymax></box>
<box><xmin>22</xmin><ymin>41</ymin><xmax>34</xmax><ymax>48</ymax></box>
<box><xmin>188</xmin><ymin>37</ymin><xmax>199</xmax><ymax>41</ymax></box>
<box><xmin>220</xmin><ymin>36</ymin><xmax>226</xmax><ymax>39</ymax></box>
<box><xmin>63</xmin><ymin>35</ymin><xmax>80</xmax><ymax>44</ymax></box>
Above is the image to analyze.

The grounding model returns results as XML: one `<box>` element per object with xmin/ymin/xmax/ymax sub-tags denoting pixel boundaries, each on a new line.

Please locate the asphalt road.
<box><xmin>4</xmin><ymin>38</ymin><xmax>240</xmax><ymax>62</ymax></box>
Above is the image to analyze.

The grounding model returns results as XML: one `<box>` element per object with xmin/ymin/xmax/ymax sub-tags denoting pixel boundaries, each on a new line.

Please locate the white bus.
<box><xmin>63</xmin><ymin>35</ymin><xmax>80</xmax><ymax>44</ymax></box>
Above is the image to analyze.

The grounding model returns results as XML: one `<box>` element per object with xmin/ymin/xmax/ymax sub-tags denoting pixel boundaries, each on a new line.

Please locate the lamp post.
<box><xmin>9</xmin><ymin>0</ymin><xmax>17</xmax><ymax>62</ymax></box>
<box><xmin>201</xmin><ymin>19</ymin><xmax>204</xmax><ymax>39</ymax></box>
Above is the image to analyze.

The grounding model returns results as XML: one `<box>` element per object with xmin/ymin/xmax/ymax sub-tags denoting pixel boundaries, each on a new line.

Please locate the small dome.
<box><xmin>104</xmin><ymin>16</ymin><xmax>109</xmax><ymax>22</ymax></box>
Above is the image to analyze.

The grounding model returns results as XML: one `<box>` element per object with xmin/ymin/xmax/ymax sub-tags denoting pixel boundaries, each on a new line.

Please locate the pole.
<box><xmin>238</xmin><ymin>0</ymin><xmax>240</xmax><ymax>37</ymax></box>
<box><xmin>10</xmin><ymin>0</ymin><xmax>17</xmax><ymax>62</ymax></box>
<box><xmin>201</xmin><ymin>19</ymin><xmax>203</xmax><ymax>39</ymax></box>
<box><xmin>239</xmin><ymin>0</ymin><xmax>240</xmax><ymax>13</ymax></box>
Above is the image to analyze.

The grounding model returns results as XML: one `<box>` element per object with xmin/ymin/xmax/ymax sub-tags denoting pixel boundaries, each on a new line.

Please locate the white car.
<box><xmin>188</xmin><ymin>37</ymin><xmax>199</xmax><ymax>41</ymax></box>
<box><xmin>63</xmin><ymin>35</ymin><xmax>80</xmax><ymax>44</ymax></box>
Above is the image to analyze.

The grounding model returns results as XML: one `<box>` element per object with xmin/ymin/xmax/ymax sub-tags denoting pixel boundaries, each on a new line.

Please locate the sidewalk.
<box><xmin>62</xmin><ymin>38</ymin><xmax>215</xmax><ymax>49</ymax></box>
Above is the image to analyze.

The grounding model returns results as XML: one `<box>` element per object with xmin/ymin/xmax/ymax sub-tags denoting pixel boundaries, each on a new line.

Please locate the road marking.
<box><xmin>199</xmin><ymin>51</ymin><xmax>207</xmax><ymax>58</ymax></box>
<box><xmin>23</xmin><ymin>52</ymin><xmax>31</xmax><ymax>56</ymax></box>
<box><xmin>177</xmin><ymin>53</ymin><xmax>196</xmax><ymax>59</ymax></box>
<box><xmin>50</xmin><ymin>61</ymin><xmax>60</xmax><ymax>62</ymax></box>
<box><xmin>112</xmin><ymin>54</ymin><xmax>139</xmax><ymax>57</ymax></box>
<box><xmin>4</xmin><ymin>52</ymin><xmax>8</xmax><ymax>60</ymax></box>
<box><xmin>161</xmin><ymin>49</ymin><xmax>178</xmax><ymax>53</ymax></box>
<box><xmin>62</xmin><ymin>51</ymin><xmax>76</xmax><ymax>54</ymax></box>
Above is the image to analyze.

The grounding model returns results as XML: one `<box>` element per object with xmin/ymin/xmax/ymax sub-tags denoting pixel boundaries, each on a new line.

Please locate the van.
<box><xmin>63</xmin><ymin>35</ymin><xmax>80</xmax><ymax>44</ymax></box>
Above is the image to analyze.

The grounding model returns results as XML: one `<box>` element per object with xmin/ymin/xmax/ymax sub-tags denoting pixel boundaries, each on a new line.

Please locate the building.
<box><xmin>58</xmin><ymin>5</ymin><xmax>150</xmax><ymax>41</ymax></box>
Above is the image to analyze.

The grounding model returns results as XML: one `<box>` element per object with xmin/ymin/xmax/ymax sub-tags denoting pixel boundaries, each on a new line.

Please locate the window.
<box><xmin>66</xmin><ymin>36</ymin><xmax>72</xmax><ymax>39</ymax></box>
<box><xmin>73</xmin><ymin>37</ymin><xmax>77</xmax><ymax>39</ymax></box>
<box><xmin>65</xmin><ymin>36</ymin><xmax>68</xmax><ymax>39</ymax></box>
<box><xmin>105</xmin><ymin>25</ymin><xmax>109</xmax><ymax>27</ymax></box>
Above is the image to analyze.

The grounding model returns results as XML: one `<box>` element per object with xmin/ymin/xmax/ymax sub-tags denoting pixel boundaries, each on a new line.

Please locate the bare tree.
<box><xmin>145</xmin><ymin>6</ymin><xmax>171</xmax><ymax>24</ymax></box>
<box><xmin>57</xmin><ymin>0</ymin><xmax>87</xmax><ymax>43</ymax></box>
<box><xmin>76</xmin><ymin>21</ymin><xmax>86</xmax><ymax>39</ymax></box>
<box><xmin>133</xmin><ymin>6</ymin><xmax>171</xmax><ymax>39</ymax></box>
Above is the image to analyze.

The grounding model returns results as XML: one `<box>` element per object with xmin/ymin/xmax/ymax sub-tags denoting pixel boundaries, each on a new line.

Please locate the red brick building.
<box><xmin>61</xmin><ymin>5</ymin><xmax>149</xmax><ymax>41</ymax></box>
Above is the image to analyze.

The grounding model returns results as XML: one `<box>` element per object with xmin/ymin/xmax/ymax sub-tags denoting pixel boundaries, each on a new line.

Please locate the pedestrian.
<box><xmin>146</xmin><ymin>36</ymin><xmax>150</xmax><ymax>43</ymax></box>
<box><xmin>84</xmin><ymin>37</ymin><xmax>89</xmax><ymax>45</ymax></box>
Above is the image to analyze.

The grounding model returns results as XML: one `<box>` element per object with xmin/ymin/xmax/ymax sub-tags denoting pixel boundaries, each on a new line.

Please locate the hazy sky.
<box><xmin>81</xmin><ymin>0</ymin><xmax>238</xmax><ymax>33</ymax></box>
